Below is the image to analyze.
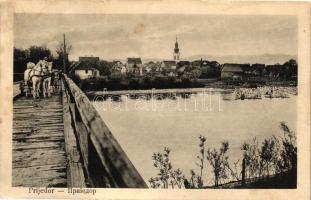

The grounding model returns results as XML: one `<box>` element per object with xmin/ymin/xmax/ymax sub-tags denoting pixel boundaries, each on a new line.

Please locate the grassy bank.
<box><xmin>209</xmin><ymin>170</ymin><xmax>296</xmax><ymax>189</ymax></box>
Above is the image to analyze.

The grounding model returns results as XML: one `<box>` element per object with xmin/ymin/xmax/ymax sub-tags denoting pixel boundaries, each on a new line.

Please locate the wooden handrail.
<box><xmin>62</xmin><ymin>74</ymin><xmax>147</xmax><ymax>188</ymax></box>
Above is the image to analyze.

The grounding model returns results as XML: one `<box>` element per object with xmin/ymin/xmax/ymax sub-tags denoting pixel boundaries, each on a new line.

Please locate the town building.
<box><xmin>111</xmin><ymin>60</ymin><xmax>127</xmax><ymax>74</ymax></box>
<box><xmin>127</xmin><ymin>57</ymin><xmax>143</xmax><ymax>76</ymax></box>
<box><xmin>120</xmin><ymin>65</ymin><xmax>127</xmax><ymax>74</ymax></box>
<box><xmin>221</xmin><ymin>64</ymin><xmax>245</xmax><ymax>80</ymax></box>
<box><xmin>161</xmin><ymin>60</ymin><xmax>177</xmax><ymax>70</ymax></box>
<box><xmin>70</xmin><ymin>57</ymin><xmax>101</xmax><ymax>79</ymax></box>
<box><xmin>73</xmin><ymin>64</ymin><xmax>100</xmax><ymax>80</ymax></box>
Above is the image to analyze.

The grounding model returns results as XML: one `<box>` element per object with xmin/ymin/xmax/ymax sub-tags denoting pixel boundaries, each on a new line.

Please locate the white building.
<box><xmin>74</xmin><ymin>65</ymin><xmax>100</xmax><ymax>80</ymax></box>
<box><xmin>112</xmin><ymin>61</ymin><xmax>128</xmax><ymax>74</ymax></box>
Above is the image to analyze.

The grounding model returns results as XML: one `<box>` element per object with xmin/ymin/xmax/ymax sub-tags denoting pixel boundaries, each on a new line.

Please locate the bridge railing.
<box><xmin>62</xmin><ymin>74</ymin><xmax>147</xmax><ymax>188</ymax></box>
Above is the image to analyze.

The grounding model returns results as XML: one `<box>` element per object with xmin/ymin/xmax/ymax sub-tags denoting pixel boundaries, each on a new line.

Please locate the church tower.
<box><xmin>174</xmin><ymin>36</ymin><xmax>180</xmax><ymax>64</ymax></box>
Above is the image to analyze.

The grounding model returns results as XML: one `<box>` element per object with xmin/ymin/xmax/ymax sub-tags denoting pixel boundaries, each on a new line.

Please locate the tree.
<box><xmin>241</xmin><ymin>137</ymin><xmax>261</xmax><ymax>179</ymax></box>
<box><xmin>200</xmin><ymin>66</ymin><xmax>210</xmax><ymax>78</ymax></box>
<box><xmin>277</xmin><ymin>122</ymin><xmax>297</xmax><ymax>172</ymax></box>
<box><xmin>110</xmin><ymin>71</ymin><xmax>124</xmax><ymax>82</ymax></box>
<box><xmin>282</xmin><ymin>59</ymin><xmax>297</xmax><ymax>81</ymax></box>
<box><xmin>28</xmin><ymin>45</ymin><xmax>52</xmax><ymax>63</ymax></box>
<box><xmin>206</xmin><ymin>141</ymin><xmax>230</xmax><ymax>186</ymax></box>
<box><xmin>14</xmin><ymin>46</ymin><xmax>53</xmax><ymax>81</ymax></box>
<box><xmin>259</xmin><ymin>137</ymin><xmax>279</xmax><ymax>177</ymax></box>
<box><xmin>184</xmin><ymin>169</ymin><xmax>201</xmax><ymax>189</ymax></box>
<box><xmin>99</xmin><ymin>60</ymin><xmax>112</xmax><ymax>76</ymax></box>
<box><xmin>190</xmin><ymin>69</ymin><xmax>202</xmax><ymax>79</ymax></box>
<box><xmin>55</xmin><ymin>35</ymin><xmax>72</xmax><ymax>73</ymax></box>
<box><xmin>14</xmin><ymin>48</ymin><xmax>28</xmax><ymax>81</ymax></box>
<box><xmin>195</xmin><ymin>135</ymin><xmax>206</xmax><ymax>187</ymax></box>
<box><xmin>149</xmin><ymin>147</ymin><xmax>185</xmax><ymax>188</ymax></box>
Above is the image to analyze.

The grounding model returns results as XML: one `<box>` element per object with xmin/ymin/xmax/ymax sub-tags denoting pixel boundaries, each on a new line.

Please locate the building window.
<box><xmin>85</xmin><ymin>69</ymin><xmax>88</xmax><ymax>73</ymax></box>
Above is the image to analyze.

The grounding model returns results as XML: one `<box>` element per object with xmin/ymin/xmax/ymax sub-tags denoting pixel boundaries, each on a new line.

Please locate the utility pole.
<box><xmin>242</xmin><ymin>157</ymin><xmax>246</xmax><ymax>187</ymax></box>
<box><xmin>63</xmin><ymin>33</ymin><xmax>67</xmax><ymax>74</ymax></box>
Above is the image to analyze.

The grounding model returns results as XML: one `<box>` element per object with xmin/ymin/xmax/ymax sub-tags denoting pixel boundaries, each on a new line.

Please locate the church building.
<box><xmin>173</xmin><ymin>36</ymin><xmax>180</xmax><ymax>64</ymax></box>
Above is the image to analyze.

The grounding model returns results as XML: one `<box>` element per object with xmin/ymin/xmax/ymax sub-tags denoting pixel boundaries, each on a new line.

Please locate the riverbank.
<box><xmin>230</xmin><ymin>86</ymin><xmax>297</xmax><ymax>100</ymax></box>
<box><xmin>205</xmin><ymin>170</ymin><xmax>296</xmax><ymax>189</ymax></box>
<box><xmin>87</xmin><ymin>86</ymin><xmax>297</xmax><ymax>101</ymax></box>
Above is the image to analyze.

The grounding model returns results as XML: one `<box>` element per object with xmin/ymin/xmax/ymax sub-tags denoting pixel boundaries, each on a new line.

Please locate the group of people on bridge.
<box><xmin>23</xmin><ymin>57</ymin><xmax>61</xmax><ymax>99</ymax></box>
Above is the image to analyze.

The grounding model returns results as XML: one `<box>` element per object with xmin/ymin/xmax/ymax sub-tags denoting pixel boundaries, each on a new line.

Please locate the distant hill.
<box><xmin>183</xmin><ymin>54</ymin><xmax>297</xmax><ymax>65</ymax></box>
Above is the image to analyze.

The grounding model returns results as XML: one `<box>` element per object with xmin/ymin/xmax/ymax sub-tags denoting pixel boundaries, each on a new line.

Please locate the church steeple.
<box><xmin>174</xmin><ymin>36</ymin><xmax>180</xmax><ymax>63</ymax></box>
<box><xmin>175</xmin><ymin>36</ymin><xmax>179</xmax><ymax>49</ymax></box>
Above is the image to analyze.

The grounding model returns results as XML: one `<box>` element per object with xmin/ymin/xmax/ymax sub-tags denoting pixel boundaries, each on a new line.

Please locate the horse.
<box><xmin>24</xmin><ymin>60</ymin><xmax>51</xmax><ymax>99</ymax></box>
<box><xmin>41</xmin><ymin>62</ymin><xmax>53</xmax><ymax>98</ymax></box>
<box><xmin>23</xmin><ymin>62</ymin><xmax>36</xmax><ymax>97</ymax></box>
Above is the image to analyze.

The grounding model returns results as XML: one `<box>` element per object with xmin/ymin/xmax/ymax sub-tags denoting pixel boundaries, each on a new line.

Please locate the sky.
<box><xmin>14</xmin><ymin>14</ymin><xmax>297</xmax><ymax>61</ymax></box>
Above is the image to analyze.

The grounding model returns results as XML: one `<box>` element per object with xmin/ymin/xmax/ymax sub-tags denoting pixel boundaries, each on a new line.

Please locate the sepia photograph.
<box><xmin>12</xmin><ymin>13</ymin><xmax>298</xmax><ymax>189</ymax></box>
<box><xmin>0</xmin><ymin>1</ymin><xmax>310</xmax><ymax>200</ymax></box>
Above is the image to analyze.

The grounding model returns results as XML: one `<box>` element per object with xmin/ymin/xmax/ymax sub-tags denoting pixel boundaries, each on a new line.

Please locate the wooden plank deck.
<box><xmin>12</xmin><ymin>92</ymin><xmax>67</xmax><ymax>187</ymax></box>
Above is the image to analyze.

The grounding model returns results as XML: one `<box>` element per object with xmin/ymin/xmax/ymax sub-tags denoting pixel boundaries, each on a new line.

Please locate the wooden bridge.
<box><xmin>12</xmin><ymin>75</ymin><xmax>147</xmax><ymax>188</ymax></box>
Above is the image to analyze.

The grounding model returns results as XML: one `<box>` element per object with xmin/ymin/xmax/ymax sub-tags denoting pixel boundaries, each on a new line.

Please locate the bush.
<box><xmin>150</xmin><ymin>122</ymin><xmax>297</xmax><ymax>188</ymax></box>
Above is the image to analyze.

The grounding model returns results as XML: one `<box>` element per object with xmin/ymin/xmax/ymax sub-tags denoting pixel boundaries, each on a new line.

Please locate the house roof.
<box><xmin>79</xmin><ymin>56</ymin><xmax>100</xmax><ymax>62</ymax></box>
<box><xmin>252</xmin><ymin>63</ymin><xmax>265</xmax><ymax>67</ymax></box>
<box><xmin>222</xmin><ymin>64</ymin><xmax>244</xmax><ymax>73</ymax></box>
<box><xmin>127</xmin><ymin>58</ymin><xmax>142</xmax><ymax>64</ymax></box>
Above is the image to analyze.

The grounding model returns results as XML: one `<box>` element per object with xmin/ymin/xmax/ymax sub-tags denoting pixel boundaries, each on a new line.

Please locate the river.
<box><xmin>92</xmin><ymin>89</ymin><xmax>297</xmax><ymax>186</ymax></box>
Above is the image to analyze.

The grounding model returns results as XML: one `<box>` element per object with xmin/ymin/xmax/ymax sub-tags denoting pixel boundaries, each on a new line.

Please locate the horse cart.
<box><xmin>23</xmin><ymin>61</ymin><xmax>60</xmax><ymax>98</ymax></box>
